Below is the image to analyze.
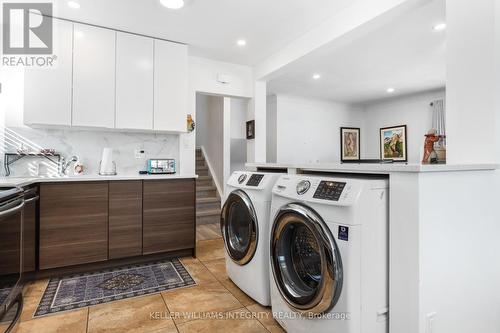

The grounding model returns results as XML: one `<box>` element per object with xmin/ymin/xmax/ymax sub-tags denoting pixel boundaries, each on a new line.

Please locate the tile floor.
<box><xmin>196</xmin><ymin>223</ymin><xmax>222</xmax><ymax>242</ymax></box>
<box><xmin>7</xmin><ymin>223</ymin><xmax>285</xmax><ymax>333</ymax></box>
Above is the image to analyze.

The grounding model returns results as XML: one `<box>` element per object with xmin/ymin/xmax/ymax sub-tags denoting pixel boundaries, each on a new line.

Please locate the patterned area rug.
<box><xmin>0</xmin><ymin>287</ymin><xmax>12</xmax><ymax>306</ymax></box>
<box><xmin>34</xmin><ymin>258</ymin><xmax>195</xmax><ymax>317</ymax></box>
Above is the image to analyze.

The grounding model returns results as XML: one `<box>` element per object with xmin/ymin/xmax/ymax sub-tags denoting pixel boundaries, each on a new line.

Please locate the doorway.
<box><xmin>194</xmin><ymin>92</ymin><xmax>249</xmax><ymax>213</ymax></box>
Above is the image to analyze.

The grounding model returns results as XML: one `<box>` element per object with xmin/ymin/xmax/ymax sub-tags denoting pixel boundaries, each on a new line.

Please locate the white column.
<box><xmin>253</xmin><ymin>80</ymin><xmax>267</xmax><ymax>163</ymax></box>
<box><xmin>389</xmin><ymin>172</ymin><xmax>421</xmax><ymax>333</ymax></box>
<box><xmin>222</xmin><ymin>97</ymin><xmax>231</xmax><ymax>195</ymax></box>
<box><xmin>495</xmin><ymin>0</ymin><xmax>500</xmax><ymax>162</ymax></box>
<box><xmin>179</xmin><ymin>89</ymin><xmax>196</xmax><ymax>175</ymax></box>
<box><xmin>446</xmin><ymin>0</ymin><xmax>496</xmax><ymax>164</ymax></box>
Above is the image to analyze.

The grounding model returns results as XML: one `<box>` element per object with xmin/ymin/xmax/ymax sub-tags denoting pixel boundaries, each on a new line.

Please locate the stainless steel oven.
<box><xmin>0</xmin><ymin>187</ymin><xmax>24</xmax><ymax>333</ymax></box>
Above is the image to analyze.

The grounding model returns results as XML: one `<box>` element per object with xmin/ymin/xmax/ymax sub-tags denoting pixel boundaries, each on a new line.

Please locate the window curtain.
<box><xmin>431</xmin><ymin>99</ymin><xmax>446</xmax><ymax>148</ymax></box>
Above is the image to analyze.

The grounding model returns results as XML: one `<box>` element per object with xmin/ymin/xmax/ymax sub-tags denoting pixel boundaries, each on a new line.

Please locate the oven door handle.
<box><xmin>24</xmin><ymin>195</ymin><xmax>39</xmax><ymax>204</ymax></box>
<box><xmin>0</xmin><ymin>200</ymin><xmax>25</xmax><ymax>218</ymax></box>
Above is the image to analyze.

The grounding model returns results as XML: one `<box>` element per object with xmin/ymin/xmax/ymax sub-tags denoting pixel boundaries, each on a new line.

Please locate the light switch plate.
<box><xmin>135</xmin><ymin>149</ymin><xmax>145</xmax><ymax>159</ymax></box>
<box><xmin>217</xmin><ymin>73</ymin><xmax>231</xmax><ymax>84</ymax></box>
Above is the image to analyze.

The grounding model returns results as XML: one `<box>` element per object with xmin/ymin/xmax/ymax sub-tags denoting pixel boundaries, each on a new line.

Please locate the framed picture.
<box><xmin>340</xmin><ymin>127</ymin><xmax>360</xmax><ymax>162</ymax></box>
<box><xmin>246</xmin><ymin>120</ymin><xmax>255</xmax><ymax>139</ymax></box>
<box><xmin>380</xmin><ymin>125</ymin><xmax>407</xmax><ymax>162</ymax></box>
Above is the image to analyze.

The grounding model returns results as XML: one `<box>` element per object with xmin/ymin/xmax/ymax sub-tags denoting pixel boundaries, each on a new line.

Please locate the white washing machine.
<box><xmin>269</xmin><ymin>174</ymin><xmax>389</xmax><ymax>333</ymax></box>
<box><xmin>220</xmin><ymin>171</ymin><xmax>282</xmax><ymax>306</ymax></box>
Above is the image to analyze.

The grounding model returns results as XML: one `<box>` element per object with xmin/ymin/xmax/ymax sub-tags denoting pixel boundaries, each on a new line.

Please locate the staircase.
<box><xmin>196</xmin><ymin>148</ymin><xmax>221</xmax><ymax>225</ymax></box>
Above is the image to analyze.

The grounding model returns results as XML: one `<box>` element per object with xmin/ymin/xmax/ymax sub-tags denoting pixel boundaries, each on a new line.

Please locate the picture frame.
<box><xmin>340</xmin><ymin>127</ymin><xmax>360</xmax><ymax>162</ymax></box>
<box><xmin>380</xmin><ymin>125</ymin><xmax>408</xmax><ymax>162</ymax></box>
<box><xmin>246</xmin><ymin>120</ymin><xmax>255</xmax><ymax>139</ymax></box>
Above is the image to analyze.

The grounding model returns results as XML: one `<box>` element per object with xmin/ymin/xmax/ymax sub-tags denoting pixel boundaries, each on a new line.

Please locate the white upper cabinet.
<box><xmin>23</xmin><ymin>21</ymin><xmax>188</xmax><ymax>133</ymax></box>
<box><xmin>154</xmin><ymin>40</ymin><xmax>188</xmax><ymax>132</ymax></box>
<box><xmin>24</xmin><ymin>18</ymin><xmax>73</xmax><ymax>126</ymax></box>
<box><xmin>72</xmin><ymin>24</ymin><xmax>116</xmax><ymax>128</ymax></box>
<box><xmin>115</xmin><ymin>32</ymin><xmax>154</xmax><ymax>130</ymax></box>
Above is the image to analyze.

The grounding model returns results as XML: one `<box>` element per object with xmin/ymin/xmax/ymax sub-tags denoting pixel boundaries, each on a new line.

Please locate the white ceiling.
<box><xmin>52</xmin><ymin>0</ymin><xmax>354</xmax><ymax>65</ymax></box>
<box><xmin>267</xmin><ymin>0</ymin><xmax>446</xmax><ymax>105</ymax></box>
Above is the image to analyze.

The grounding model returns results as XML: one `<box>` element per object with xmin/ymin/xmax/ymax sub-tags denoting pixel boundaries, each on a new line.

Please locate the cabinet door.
<box><xmin>72</xmin><ymin>24</ymin><xmax>115</xmax><ymax>128</ymax></box>
<box><xmin>39</xmin><ymin>182</ymin><xmax>108</xmax><ymax>270</ymax></box>
<box><xmin>115</xmin><ymin>33</ymin><xmax>154</xmax><ymax>130</ymax></box>
<box><xmin>153</xmin><ymin>40</ymin><xmax>188</xmax><ymax>132</ymax></box>
<box><xmin>24</xmin><ymin>18</ymin><xmax>73</xmax><ymax>126</ymax></box>
<box><xmin>143</xmin><ymin>179</ymin><xmax>195</xmax><ymax>254</ymax></box>
<box><xmin>109</xmin><ymin>181</ymin><xmax>143</xmax><ymax>259</ymax></box>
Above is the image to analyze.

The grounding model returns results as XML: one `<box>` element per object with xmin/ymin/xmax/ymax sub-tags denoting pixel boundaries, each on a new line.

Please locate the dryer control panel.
<box><xmin>246</xmin><ymin>174</ymin><xmax>265</xmax><ymax>187</ymax></box>
<box><xmin>273</xmin><ymin>175</ymin><xmax>358</xmax><ymax>206</ymax></box>
<box><xmin>227</xmin><ymin>171</ymin><xmax>283</xmax><ymax>194</ymax></box>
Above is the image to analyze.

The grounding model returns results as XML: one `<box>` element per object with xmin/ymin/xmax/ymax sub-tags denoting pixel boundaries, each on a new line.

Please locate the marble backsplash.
<box><xmin>3</xmin><ymin>127</ymin><xmax>179</xmax><ymax>177</ymax></box>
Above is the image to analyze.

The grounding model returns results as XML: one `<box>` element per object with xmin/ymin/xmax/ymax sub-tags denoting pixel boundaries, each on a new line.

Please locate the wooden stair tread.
<box><xmin>197</xmin><ymin>197</ymin><xmax>220</xmax><ymax>203</ymax></box>
<box><xmin>197</xmin><ymin>185</ymin><xmax>217</xmax><ymax>191</ymax></box>
<box><xmin>197</xmin><ymin>209</ymin><xmax>221</xmax><ymax>217</ymax></box>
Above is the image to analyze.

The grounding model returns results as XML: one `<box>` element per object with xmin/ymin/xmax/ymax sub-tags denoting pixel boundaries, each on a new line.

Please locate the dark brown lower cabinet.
<box><xmin>36</xmin><ymin>179</ymin><xmax>195</xmax><ymax>271</ymax></box>
<box><xmin>39</xmin><ymin>182</ymin><xmax>109</xmax><ymax>270</ymax></box>
<box><xmin>143</xmin><ymin>179</ymin><xmax>195</xmax><ymax>255</ymax></box>
<box><xmin>108</xmin><ymin>181</ymin><xmax>143</xmax><ymax>259</ymax></box>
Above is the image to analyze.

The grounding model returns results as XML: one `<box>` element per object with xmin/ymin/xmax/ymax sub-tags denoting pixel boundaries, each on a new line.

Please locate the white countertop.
<box><xmin>246</xmin><ymin>162</ymin><xmax>499</xmax><ymax>174</ymax></box>
<box><xmin>0</xmin><ymin>174</ymin><xmax>198</xmax><ymax>187</ymax></box>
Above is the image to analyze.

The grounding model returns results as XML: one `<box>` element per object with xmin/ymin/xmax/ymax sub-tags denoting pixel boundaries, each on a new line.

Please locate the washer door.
<box><xmin>220</xmin><ymin>190</ymin><xmax>258</xmax><ymax>266</ymax></box>
<box><xmin>270</xmin><ymin>203</ymin><xmax>343</xmax><ymax>315</ymax></box>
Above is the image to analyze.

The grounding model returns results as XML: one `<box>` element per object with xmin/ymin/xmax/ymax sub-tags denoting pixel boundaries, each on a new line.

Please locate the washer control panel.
<box><xmin>313</xmin><ymin>181</ymin><xmax>346</xmax><ymax>201</ymax></box>
<box><xmin>272</xmin><ymin>175</ymin><xmax>360</xmax><ymax>206</ymax></box>
<box><xmin>246</xmin><ymin>174</ymin><xmax>265</xmax><ymax>187</ymax></box>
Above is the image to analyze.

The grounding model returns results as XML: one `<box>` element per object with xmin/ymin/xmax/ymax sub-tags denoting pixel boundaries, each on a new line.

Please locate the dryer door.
<box><xmin>220</xmin><ymin>190</ymin><xmax>258</xmax><ymax>266</ymax></box>
<box><xmin>270</xmin><ymin>203</ymin><xmax>343</xmax><ymax>315</ymax></box>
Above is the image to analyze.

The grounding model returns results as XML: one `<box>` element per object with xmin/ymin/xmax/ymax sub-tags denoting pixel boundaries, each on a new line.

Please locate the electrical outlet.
<box><xmin>426</xmin><ymin>312</ymin><xmax>437</xmax><ymax>333</ymax></box>
<box><xmin>135</xmin><ymin>149</ymin><xmax>145</xmax><ymax>159</ymax></box>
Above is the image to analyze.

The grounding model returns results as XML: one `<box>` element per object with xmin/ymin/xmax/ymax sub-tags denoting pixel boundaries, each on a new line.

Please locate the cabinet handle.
<box><xmin>0</xmin><ymin>200</ymin><xmax>25</xmax><ymax>218</ymax></box>
<box><xmin>24</xmin><ymin>196</ymin><xmax>39</xmax><ymax>204</ymax></box>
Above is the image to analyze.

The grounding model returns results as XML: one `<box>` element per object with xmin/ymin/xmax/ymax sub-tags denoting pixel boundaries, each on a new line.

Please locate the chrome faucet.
<box><xmin>59</xmin><ymin>156</ymin><xmax>79</xmax><ymax>176</ymax></box>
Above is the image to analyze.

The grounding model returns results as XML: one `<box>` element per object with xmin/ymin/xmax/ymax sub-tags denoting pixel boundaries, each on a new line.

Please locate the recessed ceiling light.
<box><xmin>433</xmin><ymin>23</ymin><xmax>446</xmax><ymax>31</ymax></box>
<box><xmin>237</xmin><ymin>39</ymin><xmax>247</xmax><ymax>47</ymax></box>
<box><xmin>67</xmin><ymin>1</ymin><xmax>80</xmax><ymax>9</ymax></box>
<box><xmin>387</xmin><ymin>87</ymin><xmax>395</xmax><ymax>93</ymax></box>
<box><xmin>160</xmin><ymin>0</ymin><xmax>185</xmax><ymax>9</ymax></box>
<box><xmin>312</xmin><ymin>74</ymin><xmax>321</xmax><ymax>80</ymax></box>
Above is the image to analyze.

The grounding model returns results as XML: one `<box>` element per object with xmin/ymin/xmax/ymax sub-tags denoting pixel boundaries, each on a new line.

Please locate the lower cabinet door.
<box><xmin>143</xmin><ymin>179</ymin><xmax>195</xmax><ymax>255</ymax></box>
<box><xmin>39</xmin><ymin>182</ymin><xmax>109</xmax><ymax>270</ymax></box>
<box><xmin>109</xmin><ymin>181</ymin><xmax>143</xmax><ymax>259</ymax></box>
